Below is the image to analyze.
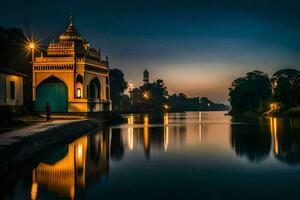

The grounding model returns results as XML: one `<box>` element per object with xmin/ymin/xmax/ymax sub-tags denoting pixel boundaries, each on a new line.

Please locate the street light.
<box><xmin>143</xmin><ymin>91</ymin><xmax>150</xmax><ymax>99</ymax></box>
<box><xmin>26</xmin><ymin>38</ymin><xmax>39</xmax><ymax>63</ymax></box>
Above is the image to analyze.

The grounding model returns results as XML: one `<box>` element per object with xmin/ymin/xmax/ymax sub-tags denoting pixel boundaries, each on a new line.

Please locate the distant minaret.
<box><xmin>143</xmin><ymin>69</ymin><xmax>149</xmax><ymax>85</ymax></box>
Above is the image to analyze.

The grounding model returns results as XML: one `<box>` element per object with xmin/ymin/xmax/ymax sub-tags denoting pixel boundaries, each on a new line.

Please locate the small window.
<box><xmin>10</xmin><ymin>81</ymin><xmax>15</xmax><ymax>99</ymax></box>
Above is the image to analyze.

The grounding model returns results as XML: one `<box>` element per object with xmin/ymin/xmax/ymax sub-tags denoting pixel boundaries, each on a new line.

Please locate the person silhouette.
<box><xmin>45</xmin><ymin>102</ymin><xmax>51</xmax><ymax>122</ymax></box>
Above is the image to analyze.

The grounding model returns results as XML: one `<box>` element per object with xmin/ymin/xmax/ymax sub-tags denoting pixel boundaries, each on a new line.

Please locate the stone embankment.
<box><xmin>0</xmin><ymin>118</ymin><xmax>101</xmax><ymax>177</ymax></box>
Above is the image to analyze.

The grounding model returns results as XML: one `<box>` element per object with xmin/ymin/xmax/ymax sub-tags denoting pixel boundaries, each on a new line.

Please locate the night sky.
<box><xmin>1</xmin><ymin>0</ymin><xmax>300</xmax><ymax>103</ymax></box>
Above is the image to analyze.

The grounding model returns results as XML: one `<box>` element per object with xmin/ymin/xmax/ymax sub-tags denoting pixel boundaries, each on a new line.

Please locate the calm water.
<box><xmin>2</xmin><ymin>111</ymin><xmax>300</xmax><ymax>200</ymax></box>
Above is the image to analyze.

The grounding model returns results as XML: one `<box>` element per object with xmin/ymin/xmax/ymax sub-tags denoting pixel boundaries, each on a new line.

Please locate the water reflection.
<box><xmin>230</xmin><ymin>116</ymin><xmax>300</xmax><ymax>164</ymax></box>
<box><xmin>31</xmin><ymin>129</ymin><xmax>110</xmax><ymax>200</ymax></box>
<box><xmin>231</xmin><ymin>119</ymin><xmax>271</xmax><ymax>162</ymax></box>
<box><xmin>270</xmin><ymin>117</ymin><xmax>300</xmax><ymax>165</ymax></box>
<box><xmin>3</xmin><ymin>112</ymin><xmax>300</xmax><ymax>200</ymax></box>
<box><xmin>120</xmin><ymin>112</ymin><xmax>231</xmax><ymax>159</ymax></box>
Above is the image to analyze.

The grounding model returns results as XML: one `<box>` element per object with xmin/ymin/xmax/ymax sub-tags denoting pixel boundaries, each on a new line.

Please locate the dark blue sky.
<box><xmin>1</xmin><ymin>0</ymin><xmax>300</xmax><ymax>102</ymax></box>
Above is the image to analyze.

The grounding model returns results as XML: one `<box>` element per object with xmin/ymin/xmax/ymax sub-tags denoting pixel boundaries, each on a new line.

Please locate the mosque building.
<box><xmin>32</xmin><ymin>15</ymin><xmax>111</xmax><ymax>113</ymax></box>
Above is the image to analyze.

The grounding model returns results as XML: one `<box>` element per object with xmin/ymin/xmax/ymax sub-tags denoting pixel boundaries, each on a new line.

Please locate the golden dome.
<box><xmin>59</xmin><ymin>14</ymin><xmax>82</xmax><ymax>42</ymax></box>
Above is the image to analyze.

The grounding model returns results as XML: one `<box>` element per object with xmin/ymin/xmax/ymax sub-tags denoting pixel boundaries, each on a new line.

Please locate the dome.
<box><xmin>59</xmin><ymin>15</ymin><xmax>82</xmax><ymax>42</ymax></box>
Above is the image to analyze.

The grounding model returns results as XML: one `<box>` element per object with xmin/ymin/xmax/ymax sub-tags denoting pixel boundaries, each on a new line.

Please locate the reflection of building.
<box><xmin>0</xmin><ymin>67</ymin><xmax>26</xmax><ymax>106</ymax></box>
<box><xmin>31</xmin><ymin>131</ymin><xmax>110</xmax><ymax>200</ymax></box>
<box><xmin>32</xmin><ymin>15</ymin><xmax>111</xmax><ymax>113</ymax></box>
<box><xmin>119</xmin><ymin>112</ymin><xmax>232</xmax><ymax>159</ymax></box>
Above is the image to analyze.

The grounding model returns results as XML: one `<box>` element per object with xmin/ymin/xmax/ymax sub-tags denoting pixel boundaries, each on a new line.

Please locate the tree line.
<box><xmin>109</xmin><ymin>68</ymin><xmax>229</xmax><ymax>113</ymax></box>
<box><xmin>229</xmin><ymin>69</ymin><xmax>300</xmax><ymax>116</ymax></box>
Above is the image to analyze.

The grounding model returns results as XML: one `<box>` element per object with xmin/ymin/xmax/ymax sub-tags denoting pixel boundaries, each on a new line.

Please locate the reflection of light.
<box><xmin>127</xmin><ymin>115</ymin><xmax>134</xmax><ymax>150</ymax></box>
<box><xmin>144</xmin><ymin>115</ymin><xmax>149</xmax><ymax>126</ymax></box>
<box><xmin>31</xmin><ymin>136</ymin><xmax>88</xmax><ymax>199</ymax></box>
<box><xmin>270</xmin><ymin>117</ymin><xmax>279</xmax><ymax>155</ymax></box>
<box><xmin>77</xmin><ymin>144</ymin><xmax>83</xmax><ymax>159</ymax></box>
<box><xmin>164</xmin><ymin>126</ymin><xmax>169</xmax><ymax>151</ymax></box>
<box><xmin>199</xmin><ymin>124</ymin><xmax>202</xmax><ymax>142</ymax></box>
<box><xmin>70</xmin><ymin>186</ymin><xmax>75</xmax><ymax>200</ymax></box>
<box><xmin>31</xmin><ymin>183</ymin><xmax>38</xmax><ymax>200</ymax></box>
<box><xmin>144</xmin><ymin>123</ymin><xmax>149</xmax><ymax>150</ymax></box>
<box><xmin>128</xmin><ymin>127</ymin><xmax>133</xmax><ymax>150</ymax></box>
<box><xmin>128</xmin><ymin>115</ymin><xmax>134</xmax><ymax>124</ymax></box>
<box><xmin>199</xmin><ymin>112</ymin><xmax>202</xmax><ymax>142</ymax></box>
<box><xmin>164</xmin><ymin>113</ymin><xmax>168</xmax><ymax>125</ymax></box>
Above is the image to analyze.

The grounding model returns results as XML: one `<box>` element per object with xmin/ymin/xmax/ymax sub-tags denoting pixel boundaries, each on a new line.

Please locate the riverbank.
<box><xmin>228</xmin><ymin>106</ymin><xmax>300</xmax><ymax>119</ymax></box>
<box><xmin>0</xmin><ymin>118</ymin><xmax>102</xmax><ymax>177</ymax></box>
<box><xmin>267</xmin><ymin>107</ymin><xmax>300</xmax><ymax>117</ymax></box>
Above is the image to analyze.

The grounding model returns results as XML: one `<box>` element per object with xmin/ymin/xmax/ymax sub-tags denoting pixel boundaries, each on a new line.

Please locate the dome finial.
<box><xmin>69</xmin><ymin>12</ymin><xmax>73</xmax><ymax>26</ymax></box>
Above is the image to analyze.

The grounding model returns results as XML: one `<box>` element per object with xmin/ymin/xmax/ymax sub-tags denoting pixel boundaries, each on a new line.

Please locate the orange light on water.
<box><xmin>31</xmin><ymin>183</ymin><xmax>38</xmax><ymax>200</ymax></box>
<box><xmin>270</xmin><ymin>117</ymin><xmax>279</xmax><ymax>155</ymax></box>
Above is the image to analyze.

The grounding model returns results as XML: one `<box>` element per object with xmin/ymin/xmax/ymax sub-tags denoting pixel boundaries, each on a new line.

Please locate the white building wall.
<box><xmin>4</xmin><ymin>74</ymin><xmax>23</xmax><ymax>106</ymax></box>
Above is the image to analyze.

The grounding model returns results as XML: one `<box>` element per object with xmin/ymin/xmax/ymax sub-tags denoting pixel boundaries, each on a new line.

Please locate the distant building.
<box><xmin>143</xmin><ymin>69</ymin><xmax>149</xmax><ymax>85</ymax></box>
<box><xmin>0</xmin><ymin>67</ymin><xmax>26</xmax><ymax>106</ymax></box>
<box><xmin>32</xmin><ymin>15</ymin><xmax>111</xmax><ymax>113</ymax></box>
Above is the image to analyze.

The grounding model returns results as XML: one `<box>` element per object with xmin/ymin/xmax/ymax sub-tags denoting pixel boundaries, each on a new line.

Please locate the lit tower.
<box><xmin>143</xmin><ymin>69</ymin><xmax>149</xmax><ymax>85</ymax></box>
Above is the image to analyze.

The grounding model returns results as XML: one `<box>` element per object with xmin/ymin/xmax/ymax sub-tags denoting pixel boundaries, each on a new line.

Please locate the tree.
<box><xmin>139</xmin><ymin>79</ymin><xmax>168</xmax><ymax>112</ymax></box>
<box><xmin>271</xmin><ymin>68</ymin><xmax>300</xmax><ymax>108</ymax></box>
<box><xmin>0</xmin><ymin>26</ymin><xmax>32</xmax><ymax>112</ymax></box>
<box><xmin>229</xmin><ymin>70</ymin><xmax>272</xmax><ymax>115</ymax></box>
<box><xmin>109</xmin><ymin>68</ymin><xmax>127</xmax><ymax>111</ymax></box>
<box><xmin>0</xmin><ymin>26</ymin><xmax>31</xmax><ymax>75</ymax></box>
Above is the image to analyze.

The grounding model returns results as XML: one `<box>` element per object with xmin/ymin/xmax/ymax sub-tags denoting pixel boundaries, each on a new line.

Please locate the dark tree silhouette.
<box><xmin>271</xmin><ymin>68</ymin><xmax>300</xmax><ymax>108</ymax></box>
<box><xmin>229</xmin><ymin>70</ymin><xmax>272</xmax><ymax>115</ymax></box>
<box><xmin>130</xmin><ymin>79</ymin><xmax>168</xmax><ymax>112</ymax></box>
<box><xmin>168</xmin><ymin>93</ymin><xmax>229</xmax><ymax>112</ymax></box>
<box><xmin>109</xmin><ymin>68</ymin><xmax>127</xmax><ymax>111</ymax></box>
<box><xmin>231</xmin><ymin>121</ymin><xmax>271</xmax><ymax>163</ymax></box>
<box><xmin>0</xmin><ymin>26</ymin><xmax>33</xmax><ymax>112</ymax></box>
<box><xmin>0</xmin><ymin>26</ymin><xmax>31</xmax><ymax>75</ymax></box>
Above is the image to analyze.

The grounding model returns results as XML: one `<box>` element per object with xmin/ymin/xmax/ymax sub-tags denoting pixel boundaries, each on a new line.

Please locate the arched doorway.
<box><xmin>88</xmin><ymin>77</ymin><xmax>101</xmax><ymax>111</ymax></box>
<box><xmin>88</xmin><ymin>77</ymin><xmax>101</xmax><ymax>99</ymax></box>
<box><xmin>36</xmin><ymin>76</ymin><xmax>68</xmax><ymax>112</ymax></box>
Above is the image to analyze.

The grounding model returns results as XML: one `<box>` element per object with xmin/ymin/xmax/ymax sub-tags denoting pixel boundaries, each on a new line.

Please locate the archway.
<box><xmin>36</xmin><ymin>76</ymin><xmax>68</xmax><ymax>112</ymax></box>
<box><xmin>88</xmin><ymin>77</ymin><xmax>101</xmax><ymax>99</ymax></box>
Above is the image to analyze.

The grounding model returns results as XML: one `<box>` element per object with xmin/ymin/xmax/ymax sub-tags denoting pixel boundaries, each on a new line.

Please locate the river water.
<box><xmin>1</xmin><ymin>111</ymin><xmax>300</xmax><ymax>200</ymax></box>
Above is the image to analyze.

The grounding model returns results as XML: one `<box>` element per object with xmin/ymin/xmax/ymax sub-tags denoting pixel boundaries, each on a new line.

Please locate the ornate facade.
<box><xmin>32</xmin><ymin>15</ymin><xmax>111</xmax><ymax>113</ymax></box>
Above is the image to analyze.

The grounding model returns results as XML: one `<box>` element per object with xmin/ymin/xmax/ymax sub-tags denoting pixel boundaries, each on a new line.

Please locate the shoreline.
<box><xmin>228</xmin><ymin>108</ymin><xmax>300</xmax><ymax>118</ymax></box>
<box><xmin>0</xmin><ymin>118</ymin><xmax>103</xmax><ymax>177</ymax></box>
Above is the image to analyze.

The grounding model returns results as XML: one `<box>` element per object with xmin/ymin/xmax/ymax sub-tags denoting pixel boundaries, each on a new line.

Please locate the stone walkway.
<box><xmin>0</xmin><ymin>120</ymin><xmax>81</xmax><ymax>151</ymax></box>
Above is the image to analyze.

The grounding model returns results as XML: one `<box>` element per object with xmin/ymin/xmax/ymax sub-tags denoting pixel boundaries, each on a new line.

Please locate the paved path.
<box><xmin>0</xmin><ymin>120</ymin><xmax>81</xmax><ymax>151</ymax></box>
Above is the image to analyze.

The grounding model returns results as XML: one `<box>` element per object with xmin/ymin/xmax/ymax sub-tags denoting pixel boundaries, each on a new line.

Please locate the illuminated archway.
<box><xmin>36</xmin><ymin>76</ymin><xmax>68</xmax><ymax>112</ymax></box>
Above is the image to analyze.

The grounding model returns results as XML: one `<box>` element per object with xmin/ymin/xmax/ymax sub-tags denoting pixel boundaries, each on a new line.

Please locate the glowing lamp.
<box><xmin>76</xmin><ymin>88</ymin><xmax>81</xmax><ymax>98</ymax></box>
<box><xmin>143</xmin><ymin>91</ymin><xmax>150</xmax><ymax>99</ymax></box>
<box><xmin>29</xmin><ymin>42</ymin><xmax>35</xmax><ymax>49</ymax></box>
